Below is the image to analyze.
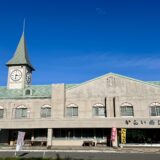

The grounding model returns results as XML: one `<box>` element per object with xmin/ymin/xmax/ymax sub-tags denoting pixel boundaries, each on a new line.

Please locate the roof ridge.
<box><xmin>66</xmin><ymin>72</ymin><xmax>160</xmax><ymax>90</ymax></box>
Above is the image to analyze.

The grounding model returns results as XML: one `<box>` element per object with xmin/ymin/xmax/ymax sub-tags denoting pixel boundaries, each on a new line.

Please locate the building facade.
<box><xmin>0</xmin><ymin>32</ymin><xmax>160</xmax><ymax>147</ymax></box>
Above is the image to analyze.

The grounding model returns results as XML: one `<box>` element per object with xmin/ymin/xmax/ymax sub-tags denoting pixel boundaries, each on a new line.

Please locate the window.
<box><xmin>53</xmin><ymin>128</ymin><xmax>108</xmax><ymax>140</ymax></box>
<box><xmin>15</xmin><ymin>105</ymin><xmax>28</xmax><ymax>119</ymax></box>
<box><xmin>25</xmin><ymin>89</ymin><xmax>31</xmax><ymax>95</ymax></box>
<box><xmin>150</xmin><ymin>102</ymin><xmax>160</xmax><ymax>116</ymax></box>
<box><xmin>66</xmin><ymin>104</ymin><xmax>78</xmax><ymax>117</ymax></box>
<box><xmin>24</xmin><ymin>88</ymin><xmax>32</xmax><ymax>96</ymax></box>
<box><xmin>92</xmin><ymin>103</ymin><xmax>105</xmax><ymax>117</ymax></box>
<box><xmin>120</xmin><ymin>103</ymin><xmax>134</xmax><ymax>116</ymax></box>
<box><xmin>0</xmin><ymin>106</ymin><xmax>4</xmax><ymax>119</ymax></box>
<box><xmin>41</xmin><ymin>105</ymin><xmax>51</xmax><ymax>118</ymax></box>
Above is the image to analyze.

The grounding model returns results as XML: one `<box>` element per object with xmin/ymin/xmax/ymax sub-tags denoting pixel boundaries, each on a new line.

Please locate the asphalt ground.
<box><xmin>0</xmin><ymin>150</ymin><xmax>160</xmax><ymax>160</ymax></box>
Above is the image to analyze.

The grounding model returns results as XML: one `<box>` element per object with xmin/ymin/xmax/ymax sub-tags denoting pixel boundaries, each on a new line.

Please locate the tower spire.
<box><xmin>6</xmin><ymin>25</ymin><xmax>35</xmax><ymax>71</ymax></box>
<box><xmin>23</xmin><ymin>19</ymin><xmax>25</xmax><ymax>34</ymax></box>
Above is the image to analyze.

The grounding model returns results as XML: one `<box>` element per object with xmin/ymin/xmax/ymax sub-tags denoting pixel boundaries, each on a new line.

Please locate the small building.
<box><xmin>0</xmin><ymin>31</ymin><xmax>160</xmax><ymax>148</ymax></box>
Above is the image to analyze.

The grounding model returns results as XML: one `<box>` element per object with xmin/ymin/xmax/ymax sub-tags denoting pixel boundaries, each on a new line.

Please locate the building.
<box><xmin>0</xmin><ymin>31</ymin><xmax>160</xmax><ymax>148</ymax></box>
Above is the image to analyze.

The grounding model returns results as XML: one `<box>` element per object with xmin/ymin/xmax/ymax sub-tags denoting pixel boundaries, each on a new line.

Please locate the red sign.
<box><xmin>111</xmin><ymin>127</ymin><xmax>117</xmax><ymax>141</ymax></box>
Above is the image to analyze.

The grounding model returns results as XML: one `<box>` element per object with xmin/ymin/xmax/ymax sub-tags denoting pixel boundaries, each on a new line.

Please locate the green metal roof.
<box><xmin>148</xmin><ymin>81</ymin><xmax>160</xmax><ymax>86</ymax></box>
<box><xmin>6</xmin><ymin>32</ymin><xmax>35</xmax><ymax>71</ymax></box>
<box><xmin>0</xmin><ymin>73</ymin><xmax>160</xmax><ymax>99</ymax></box>
<box><xmin>0</xmin><ymin>85</ymin><xmax>51</xmax><ymax>99</ymax></box>
<box><xmin>65</xmin><ymin>84</ymin><xmax>79</xmax><ymax>89</ymax></box>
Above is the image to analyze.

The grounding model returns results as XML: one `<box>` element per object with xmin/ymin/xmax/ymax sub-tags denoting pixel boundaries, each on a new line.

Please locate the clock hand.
<box><xmin>14</xmin><ymin>74</ymin><xmax>17</xmax><ymax>80</ymax></box>
<box><xmin>15</xmin><ymin>74</ymin><xmax>19</xmax><ymax>80</ymax></box>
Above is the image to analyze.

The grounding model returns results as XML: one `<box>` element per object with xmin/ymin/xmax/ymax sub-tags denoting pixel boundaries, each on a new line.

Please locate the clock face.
<box><xmin>10</xmin><ymin>69</ymin><xmax>22</xmax><ymax>81</ymax></box>
<box><xmin>26</xmin><ymin>72</ymin><xmax>31</xmax><ymax>83</ymax></box>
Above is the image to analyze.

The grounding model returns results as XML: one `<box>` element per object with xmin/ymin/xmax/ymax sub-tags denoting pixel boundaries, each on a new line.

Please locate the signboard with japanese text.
<box><xmin>124</xmin><ymin>119</ymin><xmax>160</xmax><ymax>126</ymax></box>
<box><xmin>121</xmin><ymin>128</ymin><xmax>126</xmax><ymax>144</ymax></box>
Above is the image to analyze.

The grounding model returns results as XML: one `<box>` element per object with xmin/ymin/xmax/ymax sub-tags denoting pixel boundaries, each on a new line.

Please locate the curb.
<box><xmin>0</xmin><ymin>150</ymin><xmax>116</xmax><ymax>153</ymax></box>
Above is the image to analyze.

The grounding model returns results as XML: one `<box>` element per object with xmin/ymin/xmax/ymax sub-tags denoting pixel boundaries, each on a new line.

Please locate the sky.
<box><xmin>0</xmin><ymin>0</ymin><xmax>160</xmax><ymax>85</ymax></box>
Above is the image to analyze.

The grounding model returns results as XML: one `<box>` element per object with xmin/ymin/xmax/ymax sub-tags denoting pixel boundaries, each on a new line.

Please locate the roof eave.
<box><xmin>6</xmin><ymin>63</ymin><xmax>35</xmax><ymax>71</ymax></box>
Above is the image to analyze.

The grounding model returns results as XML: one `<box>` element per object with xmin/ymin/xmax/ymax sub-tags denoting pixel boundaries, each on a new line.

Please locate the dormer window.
<box><xmin>24</xmin><ymin>88</ymin><xmax>32</xmax><ymax>96</ymax></box>
<box><xmin>25</xmin><ymin>89</ymin><xmax>31</xmax><ymax>95</ymax></box>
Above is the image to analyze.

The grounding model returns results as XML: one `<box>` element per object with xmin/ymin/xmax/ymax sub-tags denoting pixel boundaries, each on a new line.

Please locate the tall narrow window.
<box><xmin>150</xmin><ymin>102</ymin><xmax>160</xmax><ymax>116</ymax></box>
<box><xmin>113</xmin><ymin>97</ymin><xmax>116</xmax><ymax>117</ymax></box>
<box><xmin>66</xmin><ymin>104</ymin><xmax>78</xmax><ymax>117</ymax></box>
<box><xmin>0</xmin><ymin>106</ymin><xmax>4</xmax><ymax>119</ymax></box>
<box><xmin>92</xmin><ymin>103</ymin><xmax>105</xmax><ymax>117</ymax></box>
<box><xmin>41</xmin><ymin>105</ymin><xmax>51</xmax><ymax>118</ymax></box>
<box><xmin>120</xmin><ymin>103</ymin><xmax>134</xmax><ymax>116</ymax></box>
<box><xmin>15</xmin><ymin>105</ymin><xmax>28</xmax><ymax>119</ymax></box>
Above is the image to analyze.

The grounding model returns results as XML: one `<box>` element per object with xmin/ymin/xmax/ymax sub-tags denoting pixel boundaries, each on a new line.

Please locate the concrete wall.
<box><xmin>0</xmin><ymin>98</ymin><xmax>52</xmax><ymax>120</ymax></box>
<box><xmin>51</xmin><ymin>84</ymin><xmax>65</xmax><ymax>119</ymax></box>
<box><xmin>66</xmin><ymin>74</ymin><xmax>160</xmax><ymax>120</ymax></box>
<box><xmin>0</xmin><ymin>74</ymin><xmax>160</xmax><ymax>129</ymax></box>
<box><xmin>66</xmin><ymin>74</ymin><xmax>160</xmax><ymax>98</ymax></box>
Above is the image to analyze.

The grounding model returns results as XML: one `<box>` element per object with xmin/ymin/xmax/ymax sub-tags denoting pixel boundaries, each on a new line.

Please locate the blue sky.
<box><xmin>0</xmin><ymin>0</ymin><xmax>160</xmax><ymax>85</ymax></box>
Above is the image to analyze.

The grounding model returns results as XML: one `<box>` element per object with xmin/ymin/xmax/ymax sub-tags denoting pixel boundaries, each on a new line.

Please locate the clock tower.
<box><xmin>6</xmin><ymin>31</ymin><xmax>35</xmax><ymax>89</ymax></box>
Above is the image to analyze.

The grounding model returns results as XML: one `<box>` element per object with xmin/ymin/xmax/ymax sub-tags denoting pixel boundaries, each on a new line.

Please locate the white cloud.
<box><xmin>73</xmin><ymin>53</ymin><xmax>160</xmax><ymax>70</ymax></box>
<box><xmin>125</xmin><ymin>57</ymin><xmax>160</xmax><ymax>69</ymax></box>
<box><xmin>96</xmin><ymin>8</ymin><xmax>106</xmax><ymax>15</ymax></box>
